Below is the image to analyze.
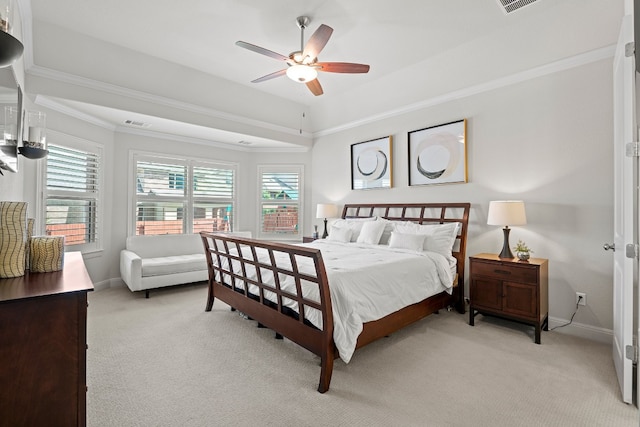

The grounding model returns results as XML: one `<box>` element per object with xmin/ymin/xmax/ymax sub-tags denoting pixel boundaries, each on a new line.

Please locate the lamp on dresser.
<box><xmin>487</xmin><ymin>200</ymin><xmax>527</xmax><ymax>259</ymax></box>
<box><xmin>316</xmin><ymin>203</ymin><xmax>338</xmax><ymax>239</ymax></box>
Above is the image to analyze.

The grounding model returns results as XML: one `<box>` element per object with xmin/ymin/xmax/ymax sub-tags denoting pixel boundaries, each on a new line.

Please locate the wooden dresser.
<box><xmin>0</xmin><ymin>252</ymin><xmax>93</xmax><ymax>427</ymax></box>
<box><xmin>469</xmin><ymin>253</ymin><xmax>548</xmax><ymax>344</ymax></box>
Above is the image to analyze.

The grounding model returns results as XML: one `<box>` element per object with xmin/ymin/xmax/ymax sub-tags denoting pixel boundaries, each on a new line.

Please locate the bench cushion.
<box><xmin>142</xmin><ymin>254</ymin><xmax>206</xmax><ymax>277</ymax></box>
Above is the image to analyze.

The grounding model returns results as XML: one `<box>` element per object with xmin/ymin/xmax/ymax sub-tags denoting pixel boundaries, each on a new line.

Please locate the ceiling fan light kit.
<box><xmin>236</xmin><ymin>16</ymin><xmax>370</xmax><ymax>96</ymax></box>
<box><xmin>286</xmin><ymin>64</ymin><xmax>318</xmax><ymax>83</ymax></box>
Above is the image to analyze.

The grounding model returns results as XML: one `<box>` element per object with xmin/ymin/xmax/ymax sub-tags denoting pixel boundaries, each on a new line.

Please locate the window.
<box><xmin>258</xmin><ymin>165</ymin><xmax>303</xmax><ymax>240</ymax></box>
<box><xmin>133</xmin><ymin>154</ymin><xmax>236</xmax><ymax>236</ymax></box>
<box><xmin>44</xmin><ymin>142</ymin><xmax>102</xmax><ymax>252</ymax></box>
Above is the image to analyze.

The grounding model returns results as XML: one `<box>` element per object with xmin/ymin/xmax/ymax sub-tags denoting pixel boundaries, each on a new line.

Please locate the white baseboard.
<box><xmin>548</xmin><ymin>316</ymin><xmax>613</xmax><ymax>345</ymax></box>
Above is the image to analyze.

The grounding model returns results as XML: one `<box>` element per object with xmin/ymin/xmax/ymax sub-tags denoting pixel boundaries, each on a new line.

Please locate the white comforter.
<box><xmin>223</xmin><ymin>240</ymin><xmax>454</xmax><ymax>363</ymax></box>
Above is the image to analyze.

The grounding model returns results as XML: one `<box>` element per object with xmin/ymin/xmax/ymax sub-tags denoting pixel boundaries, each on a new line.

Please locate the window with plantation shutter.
<box><xmin>258</xmin><ymin>165</ymin><xmax>303</xmax><ymax>240</ymax></box>
<box><xmin>133</xmin><ymin>154</ymin><xmax>236</xmax><ymax>236</ymax></box>
<box><xmin>45</xmin><ymin>143</ymin><xmax>102</xmax><ymax>252</ymax></box>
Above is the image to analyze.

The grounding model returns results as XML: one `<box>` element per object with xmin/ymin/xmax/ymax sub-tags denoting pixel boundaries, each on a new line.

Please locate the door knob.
<box><xmin>603</xmin><ymin>243</ymin><xmax>615</xmax><ymax>251</ymax></box>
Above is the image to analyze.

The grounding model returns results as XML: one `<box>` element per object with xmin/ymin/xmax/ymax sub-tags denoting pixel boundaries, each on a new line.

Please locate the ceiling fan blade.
<box><xmin>251</xmin><ymin>69</ymin><xmax>287</xmax><ymax>83</ymax></box>
<box><xmin>317</xmin><ymin>62</ymin><xmax>370</xmax><ymax>73</ymax></box>
<box><xmin>306</xmin><ymin>78</ymin><xmax>323</xmax><ymax>96</ymax></box>
<box><xmin>236</xmin><ymin>41</ymin><xmax>289</xmax><ymax>62</ymax></box>
<box><xmin>303</xmin><ymin>24</ymin><xmax>333</xmax><ymax>60</ymax></box>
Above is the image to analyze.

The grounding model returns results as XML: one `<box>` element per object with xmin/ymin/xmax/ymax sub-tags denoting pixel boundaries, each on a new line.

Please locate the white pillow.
<box><xmin>330</xmin><ymin>217</ymin><xmax>376</xmax><ymax>242</ymax></box>
<box><xmin>392</xmin><ymin>221</ymin><xmax>419</xmax><ymax>235</ymax></box>
<box><xmin>356</xmin><ymin>220</ymin><xmax>386</xmax><ymax>245</ymax></box>
<box><xmin>327</xmin><ymin>226</ymin><xmax>353</xmax><ymax>243</ymax></box>
<box><xmin>376</xmin><ymin>218</ymin><xmax>396</xmax><ymax>245</ymax></box>
<box><xmin>388</xmin><ymin>231</ymin><xmax>426</xmax><ymax>252</ymax></box>
<box><xmin>416</xmin><ymin>222</ymin><xmax>460</xmax><ymax>258</ymax></box>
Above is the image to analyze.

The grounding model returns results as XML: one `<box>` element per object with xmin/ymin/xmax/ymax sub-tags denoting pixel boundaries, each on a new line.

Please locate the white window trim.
<box><xmin>257</xmin><ymin>164</ymin><xmax>304</xmax><ymax>241</ymax></box>
<box><xmin>38</xmin><ymin>130</ymin><xmax>105</xmax><ymax>255</ymax></box>
<box><xmin>128</xmin><ymin>150</ymin><xmax>239</xmax><ymax>237</ymax></box>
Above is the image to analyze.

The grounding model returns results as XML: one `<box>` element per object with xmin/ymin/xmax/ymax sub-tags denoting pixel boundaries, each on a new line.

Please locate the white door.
<box><xmin>612</xmin><ymin>14</ymin><xmax>635</xmax><ymax>405</ymax></box>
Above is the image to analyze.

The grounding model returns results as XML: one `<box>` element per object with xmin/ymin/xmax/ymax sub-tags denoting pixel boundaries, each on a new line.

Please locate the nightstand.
<box><xmin>302</xmin><ymin>236</ymin><xmax>317</xmax><ymax>243</ymax></box>
<box><xmin>469</xmin><ymin>253</ymin><xmax>549</xmax><ymax>344</ymax></box>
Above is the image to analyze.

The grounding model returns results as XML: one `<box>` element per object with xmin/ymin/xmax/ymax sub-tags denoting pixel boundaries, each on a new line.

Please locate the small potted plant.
<box><xmin>513</xmin><ymin>240</ymin><xmax>533</xmax><ymax>261</ymax></box>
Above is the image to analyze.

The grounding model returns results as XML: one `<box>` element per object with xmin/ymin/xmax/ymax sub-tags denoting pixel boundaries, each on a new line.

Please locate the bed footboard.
<box><xmin>200</xmin><ymin>232</ymin><xmax>335</xmax><ymax>393</ymax></box>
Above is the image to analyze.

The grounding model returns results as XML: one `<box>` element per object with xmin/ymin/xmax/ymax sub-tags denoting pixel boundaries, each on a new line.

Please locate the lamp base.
<box><xmin>322</xmin><ymin>218</ymin><xmax>328</xmax><ymax>239</ymax></box>
<box><xmin>498</xmin><ymin>226</ymin><xmax>514</xmax><ymax>259</ymax></box>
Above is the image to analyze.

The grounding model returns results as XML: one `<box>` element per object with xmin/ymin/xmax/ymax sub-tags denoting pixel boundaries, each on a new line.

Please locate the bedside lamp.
<box><xmin>487</xmin><ymin>200</ymin><xmax>527</xmax><ymax>259</ymax></box>
<box><xmin>316</xmin><ymin>203</ymin><xmax>338</xmax><ymax>239</ymax></box>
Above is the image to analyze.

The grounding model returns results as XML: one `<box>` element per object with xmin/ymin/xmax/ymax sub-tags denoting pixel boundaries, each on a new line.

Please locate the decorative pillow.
<box><xmin>330</xmin><ymin>217</ymin><xmax>376</xmax><ymax>242</ymax></box>
<box><xmin>376</xmin><ymin>218</ymin><xmax>396</xmax><ymax>245</ymax></box>
<box><xmin>416</xmin><ymin>222</ymin><xmax>461</xmax><ymax>258</ymax></box>
<box><xmin>356</xmin><ymin>220</ymin><xmax>386</xmax><ymax>245</ymax></box>
<box><xmin>388</xmin><ymin>231</ymin><xmax>426</xmax><ymax>252</ymax></box>
<box><xmin>327</xmin><ymin>226</ymin><xmax>353</xmax><ymax>243</ymax></box>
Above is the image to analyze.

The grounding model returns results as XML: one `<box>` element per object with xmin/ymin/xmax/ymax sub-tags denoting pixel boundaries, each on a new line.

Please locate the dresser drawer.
<box><xmin>471</xmin><ymin>259</ymin><xmax>538</xmax><ymax>284</ymax></box>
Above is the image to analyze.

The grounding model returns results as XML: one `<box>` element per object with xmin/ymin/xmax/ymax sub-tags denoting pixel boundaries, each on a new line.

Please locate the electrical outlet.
<box><xmin>576</xmin><ymin>292</ymin><xmax>587</xmax><ymax>306</ymax></box>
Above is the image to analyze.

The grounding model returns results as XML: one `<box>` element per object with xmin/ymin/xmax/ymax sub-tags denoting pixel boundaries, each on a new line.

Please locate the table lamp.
<box><xmin>487</xmin><ymin>200</ymin><xmax>527</xmax><ymax>259</ymax></box>
<box><xmin>316</xmin><ymin>203</ymin><xmax>338</xmax><ymax>238</ymax></box>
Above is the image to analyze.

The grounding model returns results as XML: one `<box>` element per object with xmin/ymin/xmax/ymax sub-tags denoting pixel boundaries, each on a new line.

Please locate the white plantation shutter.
<box><xmin>192</xmin><ymin>165</ymin><xmax>235</xmax><ymax>233</ymax></box>
<box><xmin>258</xmin><ymin>165</ymin><xmax>303</xmax><ymax>239</ymax></box>
<box><xmin>193</xmin><ymin>166</ymin><xmax>234</xmax><ymax>198</ymax></box>
<box><xmin>45</xmin><ymin>144</ymin><xmax>101</xmax><ymax>250</ymax></box>
<box><xmin>133</xmin><ymin>156</ymin><xmax>236</xmax><ymax>235</ymax></box>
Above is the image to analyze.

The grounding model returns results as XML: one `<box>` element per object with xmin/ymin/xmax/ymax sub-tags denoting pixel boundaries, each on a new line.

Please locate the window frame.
<box><xmin>257</xmin><ymin>164</ymin><xmax>304</xmax><ymax>241</ymax></box>
<box><xmin>38</xmin><ymin>131</ymin><xmax>104</xmax><ymax>254</ymax></box>
<box><xmin>129</xmin><ymin>151</ymin><xmax>238</xmax><ymax>237</ymax></box>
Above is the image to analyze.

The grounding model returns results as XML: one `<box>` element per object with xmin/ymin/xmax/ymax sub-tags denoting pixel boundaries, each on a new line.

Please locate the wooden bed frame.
<box><xmin>200</xmin><ymin>202</ymin><xmax>470</xmax><ymax>393</ymax></box>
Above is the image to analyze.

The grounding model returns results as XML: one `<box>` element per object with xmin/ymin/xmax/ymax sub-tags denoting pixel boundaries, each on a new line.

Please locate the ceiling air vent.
<box><xmin>123</xmin><ymin>119</ymin><xmax>151</xmax><ymax>128</ymax></box>
<box><xmin>495</xmin><ymin>0</ymin><xmax>539</xmax><ymax>14</ymax></box>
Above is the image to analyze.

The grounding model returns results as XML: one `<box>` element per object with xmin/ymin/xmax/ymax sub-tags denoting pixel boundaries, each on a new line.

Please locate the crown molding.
<box><xmin>314</xmin><ymin>45</ymin><xmax>616</xmax><ymax>138</ymax></box>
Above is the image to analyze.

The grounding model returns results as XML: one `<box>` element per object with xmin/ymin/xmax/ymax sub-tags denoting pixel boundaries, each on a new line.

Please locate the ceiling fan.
<box><xmin>236</xmin><ymin>16</ymin><xmax>370</xmax><ymax>96</ymax></box>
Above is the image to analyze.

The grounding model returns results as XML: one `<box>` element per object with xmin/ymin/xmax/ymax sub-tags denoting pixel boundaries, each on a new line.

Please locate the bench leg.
<box><xmin>145</xmin><ymin>290</ymin><xmax>150</xmax><ymax>299</ymax></box>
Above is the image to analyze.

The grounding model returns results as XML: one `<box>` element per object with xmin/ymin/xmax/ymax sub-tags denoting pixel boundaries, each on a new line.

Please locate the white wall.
<box><xmin>311</xmin><ymin>58</ymin><xmax>615</xmax><ymax>339</ymax></box>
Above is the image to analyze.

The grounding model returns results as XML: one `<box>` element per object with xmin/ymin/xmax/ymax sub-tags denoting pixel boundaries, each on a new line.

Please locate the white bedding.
<box><xmin>220</xmin><ymin>239</ymin><xmax>455</xmax><ymax>363</ymax></box>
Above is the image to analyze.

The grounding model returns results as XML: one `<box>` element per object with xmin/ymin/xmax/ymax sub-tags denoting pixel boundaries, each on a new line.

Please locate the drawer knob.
<box><xmin>494</xmin><ymin>269</ymin><xmax>511</xmax><ymax>275</ymax></box>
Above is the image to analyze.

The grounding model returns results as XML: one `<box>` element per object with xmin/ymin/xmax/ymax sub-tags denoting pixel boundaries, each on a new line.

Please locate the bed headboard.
<box><xmin>341</xmin><ymin>203</ymin><xmax>471</xmax><ymax>306</ymax></box>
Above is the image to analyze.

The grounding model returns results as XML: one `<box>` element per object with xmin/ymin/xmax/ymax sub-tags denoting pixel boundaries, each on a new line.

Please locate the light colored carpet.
<box><xmin>87</xmin><ymin>284</ymin><xmax>638</xmax><ymax>427</ymax></box>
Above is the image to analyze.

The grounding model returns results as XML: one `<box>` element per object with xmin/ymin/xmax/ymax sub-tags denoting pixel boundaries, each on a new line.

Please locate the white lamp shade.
<box><xmin>316</xmin><ymin>203</ymin><xmax>338</xmax><ymax>219</ymax></box>
<box><xmin>487</xmin><ymin>200</ymin><xmax>527</xmax><ymax>226</ymax></box>
<box><xmin>286</xmin><ymin>64</ymin><xmax>318</xmax><ymax>83</ymax></box>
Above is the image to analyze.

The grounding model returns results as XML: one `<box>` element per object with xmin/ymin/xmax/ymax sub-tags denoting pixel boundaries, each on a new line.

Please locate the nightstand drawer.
<box><xmin>471</xmin><ymin>260</ymin><xmax>538</xmax><ymax>284</ymax></box>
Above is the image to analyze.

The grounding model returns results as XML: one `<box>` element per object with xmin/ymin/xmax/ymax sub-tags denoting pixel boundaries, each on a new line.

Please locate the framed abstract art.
<box><xmin>408</xmin><ymin>119</ymin><xmax>467</xmax><ymax>186</ymax></box>
<box><xmin>350</xmin><ymin>136</ymin><xmax>393</xmax><ymax>190</ymax></box>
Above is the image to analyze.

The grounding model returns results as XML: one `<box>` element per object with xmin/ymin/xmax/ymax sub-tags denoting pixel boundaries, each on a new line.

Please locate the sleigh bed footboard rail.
<box><xmin>200</xmin><ymin>232</ymin><xmax>335</xmax><ymax>392</ymax></box>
